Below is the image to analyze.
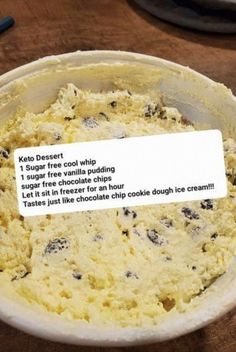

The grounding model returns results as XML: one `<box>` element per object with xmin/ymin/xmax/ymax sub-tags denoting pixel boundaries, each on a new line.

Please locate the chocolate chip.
<box><xmin>211</xmin><ymin>233</ymin><xmax>218</xmax><ymax>240</ymax></box>
<box><xmin>159</xmin><ymin>110</ymin><xmax>167</xmax><ymax>120</ymax></box>
<box><xmin>54</xmin><ymin>132</ymin><xmax>62</xmax><ymax>141</ymax></box>
<box><xmin>181</xmin><ymin>116</ymin><xmax>193</xmax><ymax>126</ymax></box>
<box><xmin>64</xmin><ymin>116</ymin><xmax>75</xmax><ymax>121</ymax></box>
<box><xmin>200</xmin><ymin>199</ymin><xmax>213</xmax><ymax>210</ymax></box>
<box><xmin>192</xmin><ymin>266</ymin><xmax>197</xmax><ymax>270</ymax></box>
<box><xmin>11</xmin><ymin>270</ymin><xmax>29</xmax><ymax>281</ymax></box>
<box><xmin>109</xmin><ymin>101</ymin><xmax>117</xmax><ymax>108</ymax></box>
<box><xmin>133</xmin><ymin>228</ymin><xmax>141</xmax><ymax>237</ymax></box>
<box><xmin>182</xmin><ymin>207</ymin><xmax>199</xmax><ymax>220</ymax></box>
<box><xmin>123</xmin><ymin>207</ymin><xmax>137</xmax><ymax>219</ymax></box>
<box><xmin>93</xmin><ymin>234</ymin><xmax>103</xmax><ymax>242</ymax></box>
<box><xmin>82</xmin><ymin>117</ymin><xmax>99</xmax><ymax>128</ymax></box>
<box><xmin>165</xmin><ymin>256</ymin><xmax>172</xmax><ymax>261</ymax></box>
<box><xmin>125</xmin><ymin>271</ymin><xmax>139</xmax><ymax>279</ymax></box>
<box><xmin>122</xmin><ymin>229</ymin><xmax>129</xmax><ymax>237</ymax></box>
<box><xmin>144</xmin><ymin>104</ymin><xmax>159</xmax><ymax>117</ymax></box>
<box><xmin>123</xmin><ymin>209</ymin><xmax>130</xmax><ymax>217</ymax></box>
<box><xmin>72</xmin><ymin>272</ymin><xmax>82</xmax><ymax>280</ymax></box>
<box><xmin>202</xmin><ymin>243</ymin><xmax>207</xmax><ymax>252</ymax></box>
<box><xmin>147</xmin><ymin>229</ymin><xmax>168</xmax><ymax>246</ymax></box>
<box><xmin>0</xmin><ymin>148</ymin><xmax>9</xmax><ymax>159</ymax></box>
<box><xmin>44</xmin><ymin>238</ymin><xmax>70</xmax><ymax>255</ymax></box>
<box><xmin>191</xmin><ymin>226</ymin><xmax>201</xmax><ymax>236</ymax></box>
<box><xmin>160</xmin><ymin>218</ymin><xmax>173</xmax><ymax>228</ymax></box>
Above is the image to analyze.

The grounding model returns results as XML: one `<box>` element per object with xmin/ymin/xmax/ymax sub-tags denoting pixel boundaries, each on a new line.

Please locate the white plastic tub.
<box><xmin>0</xmin><ymin>50</ymin><xmax>236</xmax><ymax>346</ymax></box>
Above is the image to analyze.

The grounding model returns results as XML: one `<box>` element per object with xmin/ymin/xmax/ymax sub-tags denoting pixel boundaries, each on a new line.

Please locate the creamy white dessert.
<box><xmin>0</xmin><ymin>84</ymin><xmax>236</xmax><ymax>327</ymax></box>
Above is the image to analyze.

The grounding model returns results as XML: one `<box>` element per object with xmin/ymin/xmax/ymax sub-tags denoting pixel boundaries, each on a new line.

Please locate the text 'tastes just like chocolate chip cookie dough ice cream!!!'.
<box><xmin>0</xmin><ymin>84</ymin><xmax>236</xmax><ymax>327</ymax></box>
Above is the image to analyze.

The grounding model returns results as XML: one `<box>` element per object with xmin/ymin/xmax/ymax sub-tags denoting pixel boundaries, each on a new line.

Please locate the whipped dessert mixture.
<box><xmin>0</xmin><ymin>84</ymin><xmax>236</xmax><ymax>327</ymax></box>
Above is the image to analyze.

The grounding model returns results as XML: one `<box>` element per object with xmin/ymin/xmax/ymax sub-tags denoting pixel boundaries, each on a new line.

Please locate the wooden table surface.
<box><xmin>0</xmin><ymin>1</ymin><xmax>236</xmax><ymax>351</ymax></box>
